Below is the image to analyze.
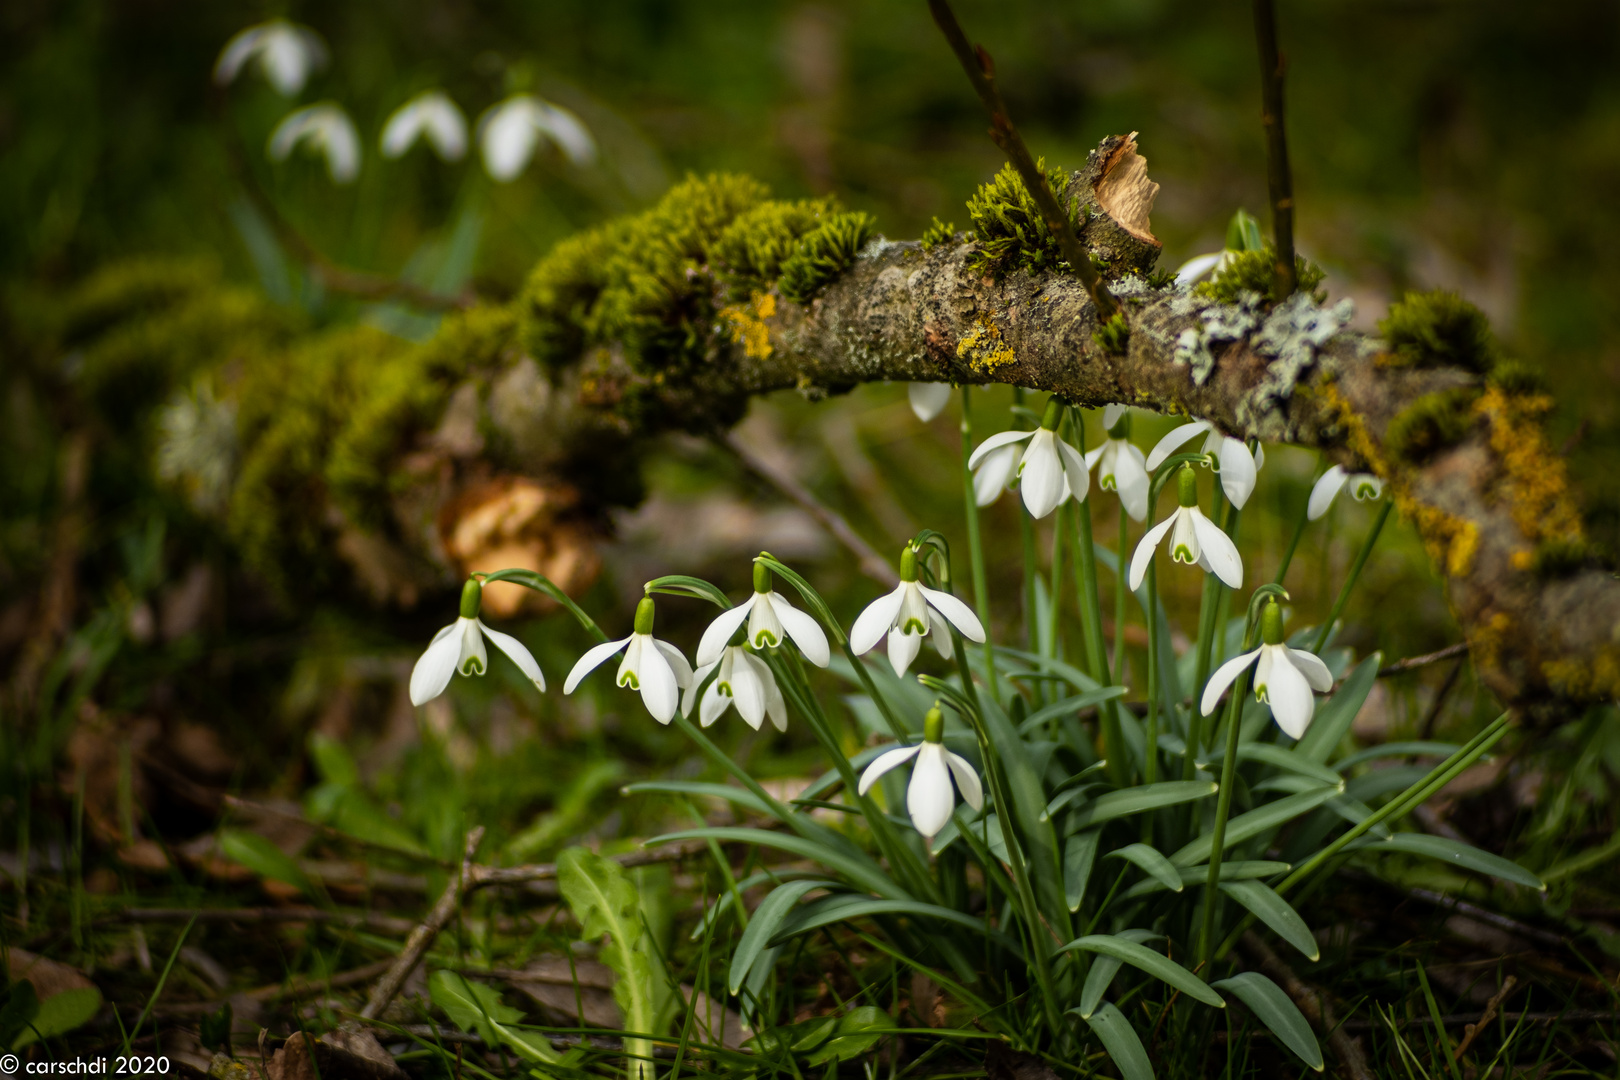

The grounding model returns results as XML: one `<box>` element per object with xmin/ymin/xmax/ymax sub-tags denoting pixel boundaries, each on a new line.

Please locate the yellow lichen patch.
<box><xmin>1476</xmin><ymin>386</ymin><xmax>1584</xmax><ymax>548</ymax></box>
<box><xmin>719</xmin><ymin>291</ymin><xmax>777</xmax><ymax>360</ymax></box>
<box><xmin>1318</xmin><ymin>382</ymin><xmax>1391</xmax><ymax>478</ymax></box>
<box><xmin>1398</xmin><ymin>498</ymin><xmax>1480</xmax><ymax>578</ymax></box>
<box><xmin>1512</xmin><ymin>549</ymin><xmax>1534</xmax><ymax>570</ymax></box>
<box><xmin>1542</xmin><ymin>650</ymin><xmax>1620</xmax><ymax>700</ymax></box>
<box><xmin>955</xmin><ymin>317</ymin><xmax>1017</xmax><ymax>373</ymax></box>
<box><xmin>1470</xmin><ymin>610</ymin><xmax>1512</xmax><ymax>673</ymax></box>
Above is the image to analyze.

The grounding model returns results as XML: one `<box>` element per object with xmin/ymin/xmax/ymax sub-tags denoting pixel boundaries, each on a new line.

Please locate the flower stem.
<box><xmin>1273</xmin><ymin>488</ymin><xmax>1311</xmax><ymax>585</ymax></box>
<box><xmin>1312</xmin><ymin>499</ymin><xmax>1392</xmax><ymax>653</ymax></box>
<box><xmin>1189</xmin><ymin>499</ymin><xmax>1238</xmax><ymax>767</ymax></box>
<box><xmin>1144</xmin><ymin>559</ymin><xmax>1161</xmax><ymax>795</ymax></box>
<box><xmin>1104</xmin><ymin>507</ymin><xmax>1130</xmax><ymax>788</ymax></box>
<box><xmin>1198</xmin><ymin>617</ymin><xmax>1260</xmax><ymax>967</ymax></box>
<box><xmin>1047</xmin><ymin>503</ymin><xmax>1066</xmax><ymax>672</ymax></box>
<box><xmin>960</xmin><ymin>386</ymin><xmax>999</xmax><ymax>702</ymax></box>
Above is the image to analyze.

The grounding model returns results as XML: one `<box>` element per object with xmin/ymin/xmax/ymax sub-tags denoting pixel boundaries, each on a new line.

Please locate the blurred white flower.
<box><xmin>683</xmin><ymin>645</ymin><xmax>787</xmax><ymax>731</ymax></box>
<box><xmin>564</xmin><ymin>597</ymin><xmax>692</xmax><ymax>724</ymax></box>
<box><xmin>1129</xmin><ymin>465</ymin><xmax>1243</xmax><ymax>591</ymax></box>
<box><xmin>479</xmin><ymin>95</ymin><xmax>595</xmax><ymax>181</ymax></box>
<box><xmin>1085</xmin><ymin>409</ymin><xmax>1149</xmax><ymax>521</ymax></box>
<box><xmin>857</xmin><ymin>706</ymin><xmax>983</xmax><ymax>841</ymax></box>
<box><xmin>410</xmin><ymin>581</ymin><xmax>545</xmax><ymax>705</ymax></box>
<box><xmin>1307</xmin><ymin>465</ymin><xmax>1384</xmax><ymax>521</ymax></box>
<box><xmin>1200</xmin><ymin>601</ymin><xmax>1332</xmax><ymax>739</ymax></box>
<box><xmin>850</xmin><ymin>545</ymin><xmax>986</xmax><ymax>676</ymax></box>
<box><xmin>214</xmin><ymin>19</ymin><xmax>328</xmax><ymax>97</ymax></box>
<box><xmin>908</xmin><ymin>383</ymin><xmax>952</xmax><ymax>422</ymax></box>
<box><xmin>381</xmin><ymin>91</ymin><xmax>468</xmax><ymax>162</ymax></box>
<box><xmin>967</xmin><ymin>398</ymin><xmax>1089</xmax><ymax>519</ymax></box>
<box><xmin>1145</xmin><ymin>420</ymin><xmax>1264</xmax><ymax>510</ymax></box>
<box><xmin>268</xmin><ymin>104</ymin><xmax>360</xmax><ymax>183</ymax></box>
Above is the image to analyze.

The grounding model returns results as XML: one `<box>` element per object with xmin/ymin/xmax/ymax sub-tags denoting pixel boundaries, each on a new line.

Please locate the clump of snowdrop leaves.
<box><xmin>907</xmin><ymin>383</ymin><xmax>953</xmax><ymax>422</ymax></box>
<box><xmin>268</xmin><ymin>104</ymin><xmax>361</xmax><ymax>184</ymax></box>
<box><xmin>857</xmin><ymin>704</ymin><xmax>983</xmax><ymax>842</ymax></box>
<box><xmin>564</xmin><ymin>596</ymin><xmax>692</xmax><ymax>724</ymax></box>
<box><xmin>850</xmin><ymin>543</ymin><xmax>985</xmax><ymax>676</ymax></box>
<box><xmin>1146</xmin><ymin>419</ymin><xmax>1263</xmax><ymax>509</ymax></box>
<box><xmin>381</xmin><ymin>91</ymin><xmax>468</xmax><ymax>162</ymax></box>
<box><xmin>479</xmin><ymin>95</ymin><xmax>596</xmax><ymax>182</ymax></box>
<box><xmin>697</xmin><ymin>560</ymin><xmax>830</xmax><ymax>668</ymax></box>
<box><xmin>1200</xmin><ymin>599</ymin><xmax>1333</xmax><ymax>739</ymax></box>
<box><xmin>1307</xmin><ymin>464</ymin><xmax>1384</xmax><ymax>521</ymax></box>
<box><xmin>410</xmin><ymin>579</ymin><xmax>546</xmax><ymax>705</ymax></box>
<box><xmin>1085</xmin><ymin>404</ymin><xmax>1149</xmax><ymax>521</ymax></box>
<box><xmin>967</xmin><ymin>397</ymin><xmax>1090</xmax><ymax>518</ymax></box>
<box><xmin>214</xmin><ymin>19</ymin><xmax>328</xmax><ymax>97</ymax></box>
<box><xmin>1129</xmin><ymin>465</ymin><xmax>1244</xmax><ymax>591</ymax></box>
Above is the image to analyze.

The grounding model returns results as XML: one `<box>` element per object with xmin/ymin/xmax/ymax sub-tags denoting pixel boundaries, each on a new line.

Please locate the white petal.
<box><xmin>945</xmin><ymin>751</ymin><xmax>985</xmax><ymax>811</ymax></box>
<box><xmin>477</xmin><ymin>620</ymin><xmax>545</xmax><ymax>691</ymax></box>
<box><xmin>1174</xmin><ymin>251</ymin><xmax>1223</xmax><ymax>286</ymax></box>
<box><xmin>1019</xmin><ymin>431</ymin><xmax>1067</xmax><ymax>519</ymax></box>
<box><xmin>765</xmin><ymin>676</ymin><xmax>789</xmax><ymax>732</ymax></box>
<box><xmin>919</xmin><ymin>585</ymin><xmax>986</xmax><ymax>643</ymax></box>
<box><xmin>479</xmin><ymin>98</ymin><xmax>541</xmax><ymax>181</ymax></box>
<box><xmin>697</xmin><ymin>599</ymin><xmax>754</xmax><ymax>668</ymax></box>
<box><xmin>409</xmin><ymin>622</ymin><xmax>463</xmax><ymax>706</ymax></box>
<box><xmin>1217</xmin><ymin>437</ymin><xmax>1258</xmax><ymax>509</ymax></box>
<box><xmin>1200</xmin><ymin>648</ymin><xmax>1262</xmax><ymax>716</ymax></box>
<box><xmin>1191</xmin><ymin>509</ymin><xmax>1244</xmax><ymax>589</ymax></box>
<box><xmin>767</xmin><ymin>595</ymin><xmax>830</xmax><ymax>667</ymax></box>
<box><xmin>637</xmin><ymin>642</ymin><xmax>680</xmax><ymax>723</ymax></box>
<box><xmin>1128</xmin><ymin>515</ymin><xmax>1176</xmax><ymax>590</ymax></box>
<box><xmin>1265</xmin><ymin>650</ymin><xmax>1316</xmax><ymax>740</ymax></box>
<box><xmin>214</xmin><ymin>27</ymin><xmax>266</xmax><ymax>85</ymax></box>
<box><xmin>1146</xmin><ymin>421</ymin><xmax>1211</xmax><ymax>472</ymax></box>
<box><xmin>887</xmin><ymin>626</ymin><xmax>923</xmax><ymax>676</ymax></box>
<box><xmin>973</xmin><ymin>443</ymin><xmax>1023</xmax><ymax>507</ymax></box>
<box><xmin>1084</xmin><ymin>444</ymin><xmax>1106</xmax><ymax>470</ymax></box>
<box><xmin>1286</xmin><ymin>648</ymin><xmax>1335</xmax><ymax>693</ymax></box>
<box><xmin>907</xmin><ymin>743</ymin><xmax>957</xmax><ymax>840</ymax></box>
<box><xmin>532</xmin><ymin>101</ymin><xmax>596</xmax><ymax>166</ymax></box>
<box><xmin>731</xmin><ymin>652</ymin><xmax>771</xmax><ymax>729</ymax></box>
<box><xmin>1056</xmin><ymin>437</ymin><xmax>1092</xmax><ymax>503</ymax></box>
<box><xmin>382</xmin><ymin>92</ymin><xmax>467</xmax><ymax>161</ymax></box>
<box><xmin>857</xmin><ymin>744</ymin><xmax>921</xmax><ymax>795</ymax></box>
<box><xmin>968</xmin><ymin>429</ymin><xmax>1034</xmax><ymax>470</ymax></box>
<box><xmin>926</xmin><ymin>609</ymin><xmax>955</xmax><ymax>660</ymax></box>
<box><xmin>1114</xmin><ymin>442</ymin><xmax>1151</xmax><ymax>522</ymax></box>
<box><xmin>1255</xmin><ymin>646</ymin><xmax>1275</xmax><ymax>695</ymax></box>
<box><xmin>684</xmin><ymin>660</ymin><xmax>718</xmax><ymax>718</ymax></box>
<box><xmin>1170</xmin><ymin>507</ymin><xmax>1202</xmax><ymax>564</ymax></box>
<box><xmin>457</xmin><ymin>618</ymin><xmax>488</xmax><ymax>676</ymax></box>
<box><xmin>1103</xmin><ymin>403</ymin><xmax>1129</xmax><ymax>429</ymax></box>
<box><xmin>746</xmin><ymin>593</ymin><xmax>785</xmax><ymax>650</ymax></box>
<box><xmin>699</xmin><ymin>681</ymin><xmax>732</xmax><ymax>728</ymax></box>
<box><xmin>849</xmin><ymin>585</ymin><xmax>906</xmax><ymax>655</ymax></box>
<box><xmin>1308</xmin><ymin>466</ymin><xmax>1349</xmax><ymax>521</ymax></box>
<box><xmin>1253</xmin><ymin>442</ymin><xmax>1266</xmax><ymax>473</ymax></box>
<box><xmin>654</xmin><ymin>639</ymin><xmax>694</xmax><ymax>689</ymax></box>
<box><xmin>563</xmin><ymin>636</ymin><xmax>630</xmax><ymax>694</ymax></box>
<box><xmin>908</xmin><ymin>382</ymin><xmax>952</xmax><ymax>422</ymax></box>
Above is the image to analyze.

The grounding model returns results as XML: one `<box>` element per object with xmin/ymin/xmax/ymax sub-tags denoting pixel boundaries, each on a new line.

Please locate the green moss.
<box><xmin>1385</xmin><ymin>387</ymin><xmax>1479</xmax><ymax>463</ymax></box>
<box><xmin>1145</xmin><ymin>268</ymin><xmax>1178</xmax><ymax>290</ymax></box>
<box><xmin>778</xmin><ymin>211</ymin><xmax>875</xmax><ymax>305</ymax></box>
<box><xmin>920</xmin><ymin>217</ymin><xmax>958</xmax><ymax>252</ymax></box>
<box><xmin>712</xmin><ymin>196</ymin><xmax>842</xmax><ymax>301</ymax></box>
<box><xmin>1093</xmin><ymin>312</ymin><xmax>1130</xmax><ymax>355</ymax></box>
<box><xmin>518</xmin><ymin>219</ymin><xmax>630</xmax><ymax>369</ymax></box>
<box><xmin>1193</xmin><ymin>247</ymin><xmax>1326</xmax><ymax>305</ymax></box>
<box><xmin>1487</xmin><ymin>359</ymin><xmax>1548</xmax><ymax>396</ymax></box>
<box><xmin>964</xmin><ymin>159</ymin><xmax>1084</xmax><ymax>276</ymax></box>
<box><xmin>39</xmin><ymin>256</ymin><xmax>225</xmax><ymax>346</ymax></box>
<box><xmin>1379</xmin><ymin>290</ymin><xmax>1496</xmax><ymax>373</ymax></box>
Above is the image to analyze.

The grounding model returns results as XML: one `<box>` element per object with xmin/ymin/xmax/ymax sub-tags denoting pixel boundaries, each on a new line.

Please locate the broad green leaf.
<box><xmin>1082</xmin><ymin>1002</ymin><xmax>1156</xmax><ymax>1080</ymax></box>
<box><xmin>805</xmin><ymin>1006</ymin><xmax>894</xmax><ymax>1065</ymax></box>
<box><xmin>1055</xmin><ymin>935</ymin><xmax>1223</xmax><ymax>1007</ymax></box>
<box><xmin>995</xmin><ymin>646</ymin><xmax>1101</xmax><ymax>693</ymax></box>
<box><xmin>218</xmin><ymin>829</ymin><xmax>312</xmax><ymax>895</ymax></box>
<box><xmin>623</xmin><ymin>781</ymin><xmax>772</xmax><ymax>817</ymax></box>
<box><xmin>429</xmin><ymin>971</ymin><xmax>560</xmax><ymax>1064</ymax></box>
<box><xmin>1238</xmin><ymin>744</ymin><xmax>1343</xmax><ymax>786</ymax></box>
<box><xmin>0</xmin><ymin>979</ymin><xmax>40</xmax><ymax>1051</ymax></box>
<box><xmin>1078</xmin><ymin>929</ymin><xmax>1159</xmax><ymax>1018</ymax></box>
<box><xmin>558</xmin><ymin>847</ymin><xmax>657</xmax><ymax>1076</ymax></box>
<box><xmin>1349</xmin><ymin>832</ymin><xmax>1544</xmax><ymax>889</ymax></box>
<box><xmin>1018</xmin><ymin>687</ymin><xmax>1128</xmax><ymax>736</ymax></box>
<box><xmin>1293</xmin><ymin>653</ymin><xmax>1380</xmax><ymax>763</ymax></box>
<box><xmin>1170</xmin><ymin>786</ymin><xmax>1341</xmax><ymax>866</ymax></box>
<box><xmin>308</xmin><ymin>732</ymin><xmax>360</xmax><ymax>787</ymax></box>
<box><xmin>1219</xmin><ymin>880</ymin><xmax>1318</xmax><ymax>960</ymax></box>
<box><xmin>1212</xmin><ymin>972</ymin><xmax>1323</xmax><ymax>1071</ymax></box>
<box><xmin>1334</xmin><ymin>741</ymin><xmax>1466</xmax><ymax>772</ymax></box>
<box><xmin>1065</xmin><ymin>830</ymin><xmax>1101</xmax><ymax>912</ymax></box>
<box><xmin>1065</xmin><ymin>782</ymin><xmax>1217</xmax><ymax>829</ymax></box>
<box><xmin>1107</xmin><ymin>844</ymin><xmax>1184</xmax><ymax>893</ymax></box>
<box><xmin>728</xmin><ymin>880</ymin><xmax>835</xmax><ymax>994</ymax></box>
<box><xmin>649</xmin><ymin>828</ymin><xmax>903</xmax><ymax>899</ymax></box>
<box><xmin>326</xmin><ymin>789</ymin><xmax>433</xmax><ymax>858</ymax></box>
<box><xmin>769</xmin><ymin>894</ymin><xmax>1025</xmax><ymax>959</ymax></box>
<box><xmin>1121</xmin><ymin>861</ymin><xmax>1291</xmax><ymax>900</ymax></box>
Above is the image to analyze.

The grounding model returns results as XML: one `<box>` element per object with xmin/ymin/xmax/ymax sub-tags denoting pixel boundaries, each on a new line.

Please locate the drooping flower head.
<box><xmin>268</xmin><ymin>104</ymin><xmax>361</xmax><ymax>183</ymax></box>
<box><xmin>410</xmin><ymin>579</ymin><xmax>546</xmax><ymax>705</ymax></box>
<box><xmin>1145</xmin><ymin>420</ymin><xmax>1264</xmax><ymax>509</ymax></box>
<box><xmin>857</xmin><ymin>704</ymin><xmax>984</xmax><ymax>842</ymax></box>
<box><xmin>1307</xmin><ymin>465</ymin><xmax>1384</xmax><ymax>521</ymax></box>
<box><xmin>214</xmin><ymin>19</ymin><xmax>328</xmax><ymax>97</ymax></box>
<box><xmin>1084</xmin><ymin>406</ymin><xmax>1149</xmax><ymax>521</ymax></box>
<box><xmin>564</xmin><ymin>596</ymin><xmax>693</xmax><ymax>724</ymax></box>
<box><xmin>479</xmin><ymin>95</ymin><xmax>596</xmax><ymax>181</ymax></box>
<box><xmin>908</xmin><ymin>383</ymin><xmax>953</xmax><ymax>422</ymax></box>
<box><xmin>850</xmin><ymin>543</ymin><xmax>986</xmax><ymax>676</ymax></box>
<box><xmin>1200</xmin><ymin>600</ymin><xmax>1333</xmax><ymax>739</ymax></box>
<box><xmin>684</xmin><ymin>644</ymin><xmax>788</xmax><ymax>732</ymax></box>
<box><xmin>696</xmin><ymin>559</ymin><xmax>830</xmax><ymax>669</ymax></box>
<box><xmin>967</xmin><ymin>397</ymin><xmax>1090</xmax><ymax>518</ymax></box>
<box><xmin>1129</xmin><ymin>465</ymin><xmax>1244</xmax><ymax>591</ymax></box>
<box><xmin>381</xmin><ymin>91</ymin><xmax>468</xmax><ymax>162</ymax></box>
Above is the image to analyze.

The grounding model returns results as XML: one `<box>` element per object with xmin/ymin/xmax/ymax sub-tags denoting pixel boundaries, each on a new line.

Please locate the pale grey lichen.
<box><xmin>1169</xmin><ymin>291</ymin><xmax>1264</xmax><ymax>386</ymax></box>
<box><xmin>1235</xmin><ymin>292</ymin><xmax>1355</xmax><ymax>429</ymax></box>
<box><xmin>158</xmin><ymin>378</ymin><xmax>238</xmax><ymax>514</ymax></box>
<box><xmin>1175</xmin><ymin>326</ymin><xmax>1217</xmax><ymax>385</ymax></box>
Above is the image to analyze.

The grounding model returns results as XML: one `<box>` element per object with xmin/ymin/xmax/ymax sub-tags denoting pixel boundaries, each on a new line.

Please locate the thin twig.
<box><xmin>360</xmin><ymin>827</ymin><xmax>484</xmax><ymax>1020</ymax></box>
<box><xmin>1418</xmin><ymin>658</ymin><xmax>1466</xmax><ymax>739</ymax></box>
<box><xmin>718</xmin><ymin>431</ymin><xmax>898</xmax><ymax>587</ymax></box>
<box><xmin>113</xmin><ymin>907</ymin><xmax>417</xmax><ymax>935</ymax></box>
<box><xmin>468</xmin><ymin>837</ymin><xmax>714</xmax><ymax>888</ymax></box>
<box><xmin>927</xmin><ymin>0</ymin><xmax>1118</xmax><ymax>319</ymax></box>
<box><xmin>1379</xmin><ymin>642</ymin><xmax>1470</xmax><ymax>677</ymax></box>
<box><xmin>1253</xmin><ymin>0</ymin><xmax>1297</xmax><ymax>298</ymax></box>
<box><xmin>1240</xmin><ymin>931</ymin><xmax>1374</xmax><ymax>1080</ymax></box>
<box><xmin>1453</xmin><ymin>976</ymin><xmax>1518</xmax><ymax>1061</ymax></box>
<box><xmin>154</xmin><ymin>958</ymin><xmax>397</xmax><ymax>1016</ymax></box>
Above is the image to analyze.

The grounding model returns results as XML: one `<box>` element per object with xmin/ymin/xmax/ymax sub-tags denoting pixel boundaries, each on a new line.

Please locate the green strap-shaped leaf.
<box><xmin>769</xmin><ymin>894</ymin><xmax>1027</xmax><ymax>959</ymax></box>
<box><xmin>481</xmin><ymin>567</ymin><xmax>608</xmax><ymax>641</ymax></box>
<box><xmin>1169</xmin><ymin>786</ymin><xmax>1341</xmax><ymax>866</ymax></box>
<box><xmin>622</xmin><ymin>781</ymin><xmax>773</xmax><ymax>816</ymax></box>
<box><xmin>1212</xmin><ymin>972</ymin><xmax>1324</xmax><ymax>1072</ymax></box>
<box><xmin>728</xmin><ymin>879</ymin><xmax>836</xmax><ymax>994</ymax></box>
<box><xmin>1293</xmin><ymin>653</ymin><xmax>1380</xmax><ymax>763</ymax></box>
<box><xmin>1218</xmin><ymin>879</ymin><xmax>1318</xmax><ymax>961</ymax></box>
<box><xmin>1107</xmin><ymin>843</ymin><xmax>1184</xmax><ymax>893</ymax></box>
<box><xmin>1065</xmin><ymin>829</ymin><xmax>1101</xmax><ymax>912</ymax></box>
<box><xmin>1121</xmin><ymin>860</ymin><xmax>1292</xmax><ymax>900</ymax></box>
<box><xmin>1081</xmin><ymin>1002</ymin><xmax>1156</xmax><ymax>1080</ymax></box>
<box><xmin>643</xmin><ymin>574</ymin><xmax>733</xmax><ymax>609</ymax></box>
<box><xmin>1077</xmin><ymin>929</ymin><xmax>1160</xmax><ymax>1018</ymax></box>
<box><xmin>1349</xmin><ymin>832</ymin><xmax>1544</xmax><ymax>889</ymax></box>
<box><xmin>1334</xmin><ymin>741</ymin><xmax>1465</xmax><ymax>772</ymax></box>
<box><xmin>217</xmin><ymin>829</ymin><xmax>314</xmax><ymax>896</ymax></box>
<box><xmin>1055</xmin><ymin>935</ymin><xmax>1224</xmax><ymax>1007</ymax></box>
<box><xmin>1237</xmin><ymin>744</ymin><xmax>1344</xmax><ymax>786</ymax></box>
<box><xmin>649</xmin><ymin>827</ymin><xmax>905</xmax><ymax>899</ymax></box>
<box><xmin>1065</xmin><ymin>781</ymin><xmax>1217</xmax><ymax>829</ymax></box>
<box><xmin>1017</xmin><ymin>687</ymin><xmax>1128</xmax><ymax>735</ymax></box>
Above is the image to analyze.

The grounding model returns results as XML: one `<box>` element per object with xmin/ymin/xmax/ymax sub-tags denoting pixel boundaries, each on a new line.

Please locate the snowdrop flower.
<box><xmin>908</xmin><ymin>383</ymin><xmax>952</xmax><ymax>422</ymax></box>
<box><xmin>1307</xmin><ymin>465</ymin><xmax>1384</xmax><ymax>521</ymax></box>
<box><xmin>967</xmin><ymin>397</ymin><xmax>1090</xmax><ymax>518</ymax></box>
<box><xmin>268</xmin><ymin>104</ymin><xmax>361</xmax><ymax>183</ymax></box>
<box><xmin>1129</xmin><ymin>465</ymin><xmax>1243</xmax><ymax>591</ymax></box>
<box><xmin>1174</xmin><ymin>209</ymin><xmax>1264</xmax><ymax>286</ymax></box>
<box><xmin>564</xmin><ymin>597</ymin><xmax>693</xmax><ymax>724</ymax></box>
<box><xmin>410</xmin><ymin>580</ymin><xmax>545</xmax><ymax>705</ymax></box>
<box><xmin>857</xmin><ymin>705</ymin><xmax>983</xmax><ymax>842</ymax></box>
<box><xmin>696</xmin><ymin>560</ymin><xmax>830</xmax><ymax>668</ymax></box>
<box><xmin>1145</xmin><ymin>420</ymin><xmax>1264</xmax><ymax>509</ymax></box>
<box><xmin>479</xmin><ymin>95</ymin><xmax>596</xmax><ymax>181</ymax></box>
<box><xmin>381</xmin><ymin>91</ymin><xmax>468</xmax><ymax>162</ymax></box>
<box><xmin>214</xmin><ymin>19</ymin><xmax>328</xmax><ymax>97</ymax></box>
<box><xmin>683</xmin><ymin>645</ymin><xmax>787</xmax><ymax>731</ymax></box>
<box><xmin>1200</xmin><ymin>600</ymin><xmax>1333</xmax><ymax>739</ymax></box>
<box><xmin>850</xmin><ymin>544</ymin><xmax>986</xmax><ymax>676</ymax></box>
<box><xmin>1084</xmin><ymin>407</ymin><xmax>1149</xmax><ymax>521</ymax></box>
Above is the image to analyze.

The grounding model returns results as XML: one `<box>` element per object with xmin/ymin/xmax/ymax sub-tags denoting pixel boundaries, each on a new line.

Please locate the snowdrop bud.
<box><xmin>1177</xmin><ymin>464</ymin><xmax>1198</xmax><ymax>508</ymax></box>
<box><xmin>753</xmin><ymin>559</ymin><xmax>772</xmax><ymax>594</ymax></box>
<box><xmin>1108</xmin><ymin>411</ymin><xmax>1131</xmax><ymax>439</ymax></box>
<box><xmin>899</xmin><ymin>545</ymin><xmax>919</xmax><ymax>583</ymax></box>
<box><xmin>459</xmin><ymin>578</ymin><xmax>483</xmax><ymax>619</ymax></box>
<box><xmin>1260</xmin><ymin>600</ymin><xmax>1284</xmax><ymax>646</ymax></box>
<box><xmin>923</xmin><ymin>704</ymin><xmax>944</xmax><ymax>744</ymax></box>
<box><xmin>1040</xmin><ymin>397</ymin><xmax>1064</xmax><ymax>431</ymax></box>
<box><xmin>634</xmin><ymin>596</ymin><xmax>656</xmax><ymax>635</ymax></box>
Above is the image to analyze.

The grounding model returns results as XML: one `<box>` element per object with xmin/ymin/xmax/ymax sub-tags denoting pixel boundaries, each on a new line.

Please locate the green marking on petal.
<box><xmin>619</xmin><ymin>672</ymin><xmax>640</xmax><ymax>690</ymax></box>
<box><xmin>902</xmin><ymin>617</ymin><xmax>927</xmax><ymax>635</ymax></box>
<box><xmin>1172</xmin><ymin>544</ymin><xmax>1195</xmax><ymax>564</ymax></box>
<box><xmin>753</xmin><ymin>630</ymin><xmax>779</xmax><ymax>648</ymax></box>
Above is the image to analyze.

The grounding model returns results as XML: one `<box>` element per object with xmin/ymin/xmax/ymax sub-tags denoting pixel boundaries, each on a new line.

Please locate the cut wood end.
<box><xmin>1095</xmin><ymin>132</ymin><xmax>1161</xmax><ymax>245</ymax></box>
<box><xmin>439</xmin><ymin>476</ymin><xmax>602</xmax><ymax>616</ymax></box>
